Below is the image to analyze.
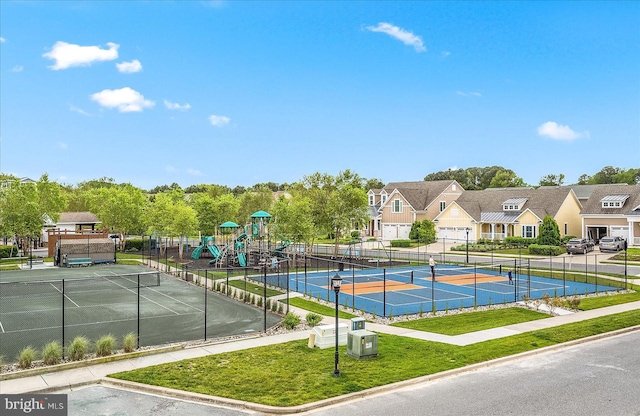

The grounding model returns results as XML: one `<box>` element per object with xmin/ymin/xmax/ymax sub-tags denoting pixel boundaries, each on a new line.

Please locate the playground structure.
<box><xmin>189</xmin><ymin>211</ymin><xmax>293</xmax><ymax>268</ymax></box>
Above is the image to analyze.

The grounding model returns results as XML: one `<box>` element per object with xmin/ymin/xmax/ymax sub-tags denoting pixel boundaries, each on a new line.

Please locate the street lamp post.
<box><xmin>331</xmin><ymin>273</ymin><xmax>342</xmax><ymax>377</ymax></box>
<box><xmin>465</xmin><ymin>228</ymin><xmax>471</xmax><ymax>264</ymax></box>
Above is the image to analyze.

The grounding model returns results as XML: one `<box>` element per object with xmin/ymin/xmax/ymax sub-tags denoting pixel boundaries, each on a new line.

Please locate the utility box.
<box><xmin>347</xmin><ymin>330</ymin><xmax>378</xmax><ymax>359</ymax></box>
<box><xmin>312</xmin><ymin>323</ymin><xmax>348</xmax><ymax>349</ymax></box>
<box><xmin>350</xmin><ymin>317</ymin><xmax>365</xmax><ymax>331</ymax></box>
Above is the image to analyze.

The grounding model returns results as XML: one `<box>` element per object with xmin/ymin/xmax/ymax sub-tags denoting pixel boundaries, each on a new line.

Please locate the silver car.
<box><xmin>566</xmin><ymin>238</ymin><xmax>595</xmax><ymax>254</ymax></box>
<box><xmin>599</xmin><ymin>236</ymin><xmax>625</xmax><ymax>252</ymax></box>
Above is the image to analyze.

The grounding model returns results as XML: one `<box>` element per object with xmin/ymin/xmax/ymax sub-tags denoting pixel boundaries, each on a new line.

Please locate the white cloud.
<box><xmin>187</xmin><ymin>168</ymin><xmax>203</xmax><ymax>176</ymax></box>
<box><xmin>456</xmin><ymin>91</ymin><xmax>481</xmax><ymax>97</ymax></box>
<box><xmin>165</xmin><ymin>165</ymin><xmax>177</xmax><ymax>173</ymax></box>
<box><xmin>11</xmin><ymin>65</ymin><xmax>23</xmax><ymax>72</ymax></box>
<box><xmin>90</xmin><ymin>87</ymin><xmax>155</xmax><ymax>112</ymax></box>
<box><xmin>365</xmin><ymin>22</ymin><xmax>426</xmax><ymax>52</ymax></box>
<box><xmin>209</xmin><ymin>114</ymin><xmax>230</xmax><ymax>126</ymax></box>
<box><xmin>69</xmin><ymin>104</ymin><xmax>92</xmax><ymax>116</ymax></box>
<box><xmin>57</xmin><ymin>142</ymin><xmax>68</xmax><ymax>149</ymax></box>
<box><xmin>116</xmin><ymin>59</ymin><xmax>142</xmax><ymax>73</ymax></box>
<box><xmin>0</xmin><ymin>37</ymin><xmax>5</xmax><ymax>43</ymax></box>
<box><xmin>164</xmin><ymin>100</ymin><xmax>191</xmax><ymax>111</ymax></box>
<box><xmin>537</xmin><ymin>121</ymin><xmax>582</xmax><ymax>141</ymax></box>
<box><xmin>43</xmin><ymin>41</ymin><xmax>119</xmax><ymax>70</ymax></box>
<box><xmin>441</xmin><ymin>51</ymin><xmax>451</xmax><ymax>57</ymax></box>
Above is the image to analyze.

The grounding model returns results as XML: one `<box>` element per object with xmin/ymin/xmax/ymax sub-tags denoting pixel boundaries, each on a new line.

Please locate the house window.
<box><xmin>439</xmin><ymin>201</ymin><xmax>446</xmax><ymax>212</ymax></box>
<box><xmin>369</xmin><ymin>195</ymin><xmax>374</xmax><ymax>205</ymax></box>
<box><xmin>564</xmin><ymin>223</ymin><xmax>568</xmax><ymax>235</ymax></box>
<box><xmin>452</xmin><ymin>184</ymin><xmax>457</xmax><ymax>191</ymax></box>
<box><xmin>602</xmin><ymin>201</ymin><xmax>622</xmax><ymax>208</ymax></box>
<box><xmin>521</xmin><ymin>225</ymin><xmax>537</xmax><ymax>238</ymax></box>
<box><xmin>392</xmin><ymin>199</ymin><xmax>402</xmax><ymax>213</ymax></box>
<box><xmin>381</xmin><ymin>195</ymin><xmax>387</xmax><ymax>204</ymax></box>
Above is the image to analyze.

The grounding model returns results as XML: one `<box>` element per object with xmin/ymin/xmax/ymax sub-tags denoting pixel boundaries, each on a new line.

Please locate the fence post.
<box><xmin>595</xmin><ymin>254</ymin><xmax>598</xmax><ymax>293</ymax></box>
<box><xmin>137</xmin><ymin>274</ymin><xmax>140</xmax><ymax>349</ymax></box>
<box><xmin>286</xmin><ymin>260</ymin><xmax>290</xmax><ymax>313</ymax></box>
<box><xmin>204</xmin><ymin>272</ymin><xmax>208</xmax><ymax>341</ymax></box>
<box><xmin>263</xmin><ymin>264</ymin><xmax>267</xmax><ymax>333</ymax></box>
<box><xmin>474</xmin><ymin>263</ymin><xmax>477</xmax><ymax>308</ymax></box>
<box><xmin>62</xmin><ymin>279</ymin><xmax>65</xmax><ymax>360</ymax></box>
<box><xmin>563</xmin><ymin>257</ymin><xmax>566</xmax><ymax>298</ymax></box>
<box><xmin>383</xmin><ymin>268</ymin><xmax>386</xmax><ymax>317</ymax></box>
<box><xmin>226</xmin><ymin>268</ymin><xmax>229</xmax><ymax>297</ymax></box>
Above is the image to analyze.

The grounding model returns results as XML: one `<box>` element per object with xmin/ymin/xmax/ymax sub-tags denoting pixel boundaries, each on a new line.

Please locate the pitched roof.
<box><xmin>453</xmin><ymin>187</ymin><xmax>576</xmax><ymax>222</ymax></box>
<box><xmin>58</xmin><ymin>212</ymin><xmax>100</xmax><ymax>224</ymax></box>
<box><xmin>382</xmin><ymin>180</ymin><xmax>460</xmax><ymax>211</ymax></box>
<box><xmin>579</xmin><ymin>184</ymin><xmax>640</xmax><ymax>215</ymax></box>
<box><xmin>539</xmin><ymin>183</ymin><xmax>628</xmax><ymax>200</ymax></box>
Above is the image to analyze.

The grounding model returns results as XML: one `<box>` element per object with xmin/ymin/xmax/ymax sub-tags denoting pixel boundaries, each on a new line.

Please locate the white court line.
<box><xmin>50</xmin><ymin>282</ymin><xmax>80</xmax><ymax>307</ymax></box>
<box><xmin>104</xmin><ymin>277</ymin><xmax>181</xmax><ymax>315</ymax></box>
<box><xmin>0</xmin><ymin>321</ymin><xmax>5</xmax><ymax>333</ymax></box>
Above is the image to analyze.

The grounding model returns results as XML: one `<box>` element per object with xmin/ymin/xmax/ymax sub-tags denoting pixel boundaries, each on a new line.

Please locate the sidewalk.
<box><xmin>2</xmin><ymin>301</ymin><xmax>639</xmax><ymax>396</ymax></box>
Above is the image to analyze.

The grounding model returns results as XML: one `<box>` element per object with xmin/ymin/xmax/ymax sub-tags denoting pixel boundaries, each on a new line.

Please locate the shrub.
<box><xmin>124</xmin><ymin>238</ymin><xmax>144</xmax><ymax>252</ymax></box>
<box><xmin>257</xmin><ymin>297</ymin><xmax>263</xmax><ymax>307</ymax></box>
<box><xmin>528</xmin><ymin>244</ymin><xmax>563</xmax><ymax>256</ymax></box>
<box><xmin>390</xmin><ymin>239</ymin><xmax>412</xmax><ymax>248</ymax></box>
<box><xmin>0</xmin><ymin>245</ymin><xmax>17</xmax><ymax>258</ymax></box>
<box><xmin>278</xmin><ymin>303</ymin><xmax>283</xmax><ymax>314</ymax></box>
<box><xmin>306</xmin><ymin>312</ymin><xmax>323</xmax><ymax>327</ymax></box>
<box><xmin>283</xmin><ymin>312</ymin><xmax>301</xmax><ymax>329</ymax></box>
<box><xmin>569</xmin><ymin>296</ymin><xmax>581</xmax><ymax>309</ymax></box>
<box><xmin>68</xmin><ymin>336</ymin><xmax>89</xmax><ymax>361</ymax></box>
<box><xmin>123</xmin><ymin>333</ymin><xmax>137</xmax><ymax>353</ymax></box>
<box><xmin>42</xmin><ymin>341</ymin><xmax>62</xmax><ymax>365</ymax></box>
<box><xmin>18</xmin><ymin>346</ymin><xmax>37</xmax><ymax>369</ymax></box>
<box><xmin>504</xmin><ymin>236</ymin><xmax>537</xmax><ymax>248</ymax></box>
<box><xmin>95</xmin><ymin>334</ymin><xmax>116</xmax><ymax>357</ymax></box>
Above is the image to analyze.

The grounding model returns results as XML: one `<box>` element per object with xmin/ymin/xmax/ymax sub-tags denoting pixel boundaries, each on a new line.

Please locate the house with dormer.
<box><xmin>433</xmin><ymin>187</ymin><xmax>582</xmax><ymax>243</ymax></box>
<box><xmin>579</xmin><ymin>184</ymin><xmax>640</xmax><ymax>246</ymax></box>
<box><xmin>366</xmin><ymin>180</ymin><xmax>464</xmax><ymax>240</ymax></box>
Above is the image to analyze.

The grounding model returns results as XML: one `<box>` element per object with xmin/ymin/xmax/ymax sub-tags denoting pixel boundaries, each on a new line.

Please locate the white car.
<box><xmin>599</xmin><ymin>236</ymin><xmax>625</xmax><ymax>252</ymax></box>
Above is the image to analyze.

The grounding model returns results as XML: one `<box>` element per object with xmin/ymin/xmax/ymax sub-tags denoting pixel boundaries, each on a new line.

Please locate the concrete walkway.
<box><xmin>2</xmin><ymin>301</ymin><xmax>639</xmax><ymax>396</ymax></box>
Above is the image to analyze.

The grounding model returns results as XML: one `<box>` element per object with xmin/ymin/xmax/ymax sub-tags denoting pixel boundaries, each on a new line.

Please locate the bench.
<box><xmin>67</xmin><ymin>258</ymin><xmax>92</xmax><ymax>267</ymax></box>
<box><xmin>93</xmin><ymin>259</ymin><xmax>115</xmax><ymax>265</ymax></box>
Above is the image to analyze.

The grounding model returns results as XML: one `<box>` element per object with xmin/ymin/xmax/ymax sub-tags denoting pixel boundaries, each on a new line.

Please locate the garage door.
<box><xmin>382</xmin><ymin>224</ymin><xmax>397</xmax><ymax>240</ymax></box>
<box><xmin>438</xmin><ymin>227</ymin><xmax>455</xmax><ymax>241</ymax></box>
<box><xmin>610</xmin><ymin>226</ymin><xmax>628</xmax><ymax>239</ymax></box>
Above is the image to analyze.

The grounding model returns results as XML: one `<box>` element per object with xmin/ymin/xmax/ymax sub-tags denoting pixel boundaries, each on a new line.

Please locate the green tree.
<box><xmin>0</xmin><ymin>174</ymin><xmax>65</xmax><ymax>249</ymax></box>
<box><xmin>539</xmin><ymin>173</ymin><xmax>565</xmax><ymax>187</ymax></box>
<box><xmin>409</xmin><ymin>219</ymin><xmax>436</xmax><ymax>244</ymax></box>
<box><xmin>237</xmin><ymin>186</ymin><xmax>273</xmax><ymax>225</ymax></box>
<box><xmin>211</xmin><ymin>193</ymin><xmax>241</xmax><ymax>230</ymax></box>
<box><xmin>364</xmin><ymin>178</ymin><xmax>385</xmax><ymax>190</ymax></box>
<box><xmin>538</xmin><ymin>215</ymin><xmax>561</xmax><ymax>246</ymax></box>
<box><xmin>488</xmin><ymin>170</ymin><xmax>527</xmax><ymax>188</ymax></box>
<box><xmin>168</xmin><ymin>203</ymin><xmax>198</xmax><ymax>259</ymax></box>
<box><xmin>190</xmin><ymin>193</ymin><xmax>217</xmax><ymax>235</ymax></box>
<box><xmin>88</xmin><ymin>184</ymin><xmax>147</xmax><ymax>250</ymax></box>
<box><xmin>272</xmin><ymin>195</ymin><xmax>316</xmax><ymax>246</ymax></box>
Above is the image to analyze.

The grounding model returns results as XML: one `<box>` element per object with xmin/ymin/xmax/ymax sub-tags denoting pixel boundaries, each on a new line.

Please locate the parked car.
<box><xmin>599</xmin><ymin>236</ymin><xmax>625</xmax><ymax>252</ymax></box>
<box><xmin>566</xmin><ymin>238</ymin><xmax>595</xmax><ymax>254</ymax></box>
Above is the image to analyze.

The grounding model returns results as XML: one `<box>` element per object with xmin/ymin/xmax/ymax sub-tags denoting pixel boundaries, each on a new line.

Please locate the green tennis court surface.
<box><xmin>0</xmin><ymin>265</ymin><xmax>281</xmax><ymax>363</ymax></box>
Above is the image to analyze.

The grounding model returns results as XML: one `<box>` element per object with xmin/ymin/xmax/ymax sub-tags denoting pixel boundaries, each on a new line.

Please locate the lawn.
<box><xmin>289</xmin><ymin>297</ymin><xmax>359</xmax><ymax>319</ymax></box>
<box><xmin>226</xmin><ymin>279</ymin><xmax>283</xmax><ymax>298</ymax></box>
<box><xmin>110</xmin><ymin>309</ymin><xmax>640</xmax><ymax>407</ymax></box>
<box><xmin>391</xmin><ymin>308</ymin><xmax>549</xmax><ymax>335</ymax></box>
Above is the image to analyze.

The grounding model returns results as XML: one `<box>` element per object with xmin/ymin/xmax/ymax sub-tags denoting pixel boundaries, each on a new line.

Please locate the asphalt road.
<box><xmin>304</xmin><ymin>330</ymin><xmax>640</xmax><ymax>416</ymax></box>
<box><xmin>62</xmin><ymin>330</ymin><xmax>640</xmax><ymax>416</ymax></box>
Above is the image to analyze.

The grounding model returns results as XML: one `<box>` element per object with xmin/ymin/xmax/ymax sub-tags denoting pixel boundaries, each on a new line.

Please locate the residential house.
<box><xmin>367</xmin><ymin>180</ymin><xmax>464</xmax><ymax>240</ymax></box>
<box><xmin>433</xmin><ymin>187</ymin><xmax>582</xmax><ymax>243</ymax></box>
<box><xmin>579</xmin><ymin>184</ymin><xmax>640</xmax><ymax>246</ymax></box>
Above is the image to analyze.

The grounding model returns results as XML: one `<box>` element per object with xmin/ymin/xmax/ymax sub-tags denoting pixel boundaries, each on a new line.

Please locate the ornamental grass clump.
<box><xmin>95</xmin><ymin>334</ymin><xmax>116</xmax><ymax>357</ymax></box>
<box><xmin>68</xmin><ymin>336</ymin><xmax>89</xmax><ymax>361</ymax></box>
<box><xmin>283</xmin><ymin>312</ymin><xmax>301</xmax><ymax>330</ymax></box>
<box><xmin>42</xmin><ymin>341</ymin><xmax>63</xmax><ymax>365</ymax></box>
<box><xmin>123</xmin><ymin>333</ymin><xmax>137</xmax><ymax>353</ymax></box>
<box><xmin>18</xmin><ymin>346</ymin><xmax>37</xmax><ymax>369</ymax></box>
<box><xmin>305</xmin><ymin>312</ymin><xmax>323</xmax><ymax>327</ymax></box>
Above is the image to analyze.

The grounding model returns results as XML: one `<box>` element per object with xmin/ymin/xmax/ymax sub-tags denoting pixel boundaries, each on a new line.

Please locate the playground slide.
<box><xmin>273</xmin><ymin>240</ymin><xmax>291</xmax><ymax>257</ymax></box>
<box><xmin>207</xmin><ymin>244</ymin><xmax>221</xmax><ymax>259</ymax></box>
<box><xmin>237</xmin><ymin>252</ymin><xmax>247</xmax><ymax>267</ymax></box>
<box><xmin>191</xmin><ymin>244</ymin><xmax>204</xmax><ymax>260</ymax></box>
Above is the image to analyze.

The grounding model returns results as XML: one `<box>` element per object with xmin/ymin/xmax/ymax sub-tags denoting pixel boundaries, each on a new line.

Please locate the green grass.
<box><xmin>391</xmin><ymin>308</ymin><xmax>549</xmax><ymax>335</ymax></box>
<box><xmin>289</xmin><ymin>297</ymin><xmax>358</xmax><ymax>319</ymax></box>
<box><xmin>226</xmin><ymin>279</ymin><xmax>283</xmax><ymax>298</ymax></box>
<box><xmin>577</xmin><ymin>287</ymin><xmax>640</xmax><ymax>310</ymax></box>
<box><xmin>111</xmin><ymin>309</ymin><xmax>640</xmax><ymax>407</ymax></box>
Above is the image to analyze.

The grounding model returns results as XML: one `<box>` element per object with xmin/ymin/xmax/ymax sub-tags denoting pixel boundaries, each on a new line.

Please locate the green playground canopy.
<box><xmin>219</xmin><ymin>221</ymin><xmax>239</xmax><ymax>229</ymax></box>
<box><xmin>250</xmin><ymin>211</ymin><xmax>272</xmax><ymax>220</ymax></box>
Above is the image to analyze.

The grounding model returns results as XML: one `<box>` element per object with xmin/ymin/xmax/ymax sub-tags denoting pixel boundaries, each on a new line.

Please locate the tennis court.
<box><xmin>0</xmin><ymin>265</ymin><xmax>281</xmax><ymax>363</ymax></box>
<box><xmin>282</xmin><ymin>263</ymin><xmax>617</xmax><ymax>317</ymax></box>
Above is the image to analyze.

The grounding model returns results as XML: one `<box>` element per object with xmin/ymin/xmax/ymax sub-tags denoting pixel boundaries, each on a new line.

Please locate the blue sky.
<box><xmin>1</xmin><ymin>1</ymin><xmax>638</xmax><ymax>190</ymax></box>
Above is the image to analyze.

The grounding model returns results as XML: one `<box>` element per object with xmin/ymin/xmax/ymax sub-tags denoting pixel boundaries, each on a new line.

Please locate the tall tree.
<box><xmin>271</xmin><ymin>195</ymin><xmax>316</xmax><ymax>245</ymax></box>
<box><xmin>538</xmin><ymin>215</ymin><xmax>561</xmax><ymax>246</ymax></box>
<box><xmin>539</xmin><ymin>173</ymin><xmax>565</xmax><ymax>187</ymax></box>
<box><xmin>237</xmin><ymin>186</ymin><xmax>273</xmax><ymax>225</ymax></box>
<box><xmin>88</xmin><ymin>184</ymin><xmax>147</xmax><ymax>251</ymax></box>
<box><xmin>488</xmin><ymin>170</ymin><xmax>527</xmax><ymax>188</ymax></box>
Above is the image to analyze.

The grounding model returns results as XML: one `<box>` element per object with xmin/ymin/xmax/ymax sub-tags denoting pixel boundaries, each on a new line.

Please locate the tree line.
<box><xmin>1</xmin><ymin>165</ymin><xmax>637</xmax><ymax>258</ymax></box>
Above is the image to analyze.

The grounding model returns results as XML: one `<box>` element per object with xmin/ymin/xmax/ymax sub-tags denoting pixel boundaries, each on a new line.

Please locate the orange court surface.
<box><xmin>328</xmin><ymin>280</ymin><xmax>422</xmax><ymax>295</ymax></box>
<box><xmin>433</xmin><ymin>273</ymin><xmax>506</xmax><ymax>286</ymax></box>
